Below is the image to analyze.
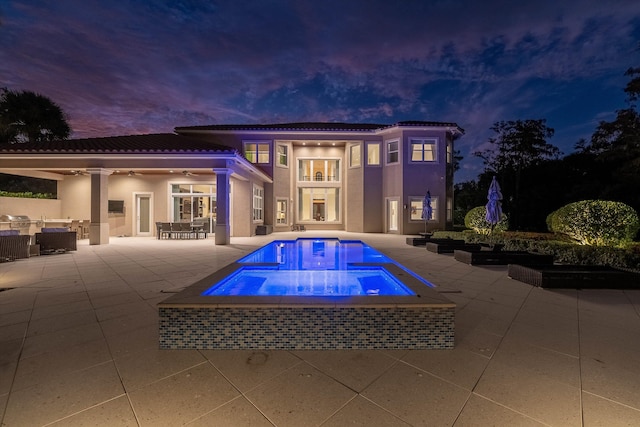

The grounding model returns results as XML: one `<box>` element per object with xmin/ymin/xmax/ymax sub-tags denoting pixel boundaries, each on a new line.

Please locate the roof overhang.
<box><xmin>0</xmin><ymin>152</ymin><xmax>273</xmax><ymax>183</ymax></box>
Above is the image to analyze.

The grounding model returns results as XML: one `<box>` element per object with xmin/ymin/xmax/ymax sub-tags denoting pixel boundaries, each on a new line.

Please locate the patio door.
<box><xmin>135</xmin><ymin>193</ymin><xmax>153</xmax><ymax>236</ymax></box>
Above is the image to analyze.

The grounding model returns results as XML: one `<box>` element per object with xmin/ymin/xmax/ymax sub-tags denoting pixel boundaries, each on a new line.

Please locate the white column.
<box><xmin>86</xmin><ymin>168</ymin><xmax>113</xmax><ymax>245</ymax></box>
<box><xmin>213</xmin><ymin>169</ymin><xmax>231</xmax><ymax>245</ymax></box>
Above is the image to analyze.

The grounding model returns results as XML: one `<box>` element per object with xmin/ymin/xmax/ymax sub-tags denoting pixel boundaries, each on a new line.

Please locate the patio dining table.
<box><xmin>156</xmin><ymin>222</ymin><xmax>206</xmax><ymax>239</ymax></box>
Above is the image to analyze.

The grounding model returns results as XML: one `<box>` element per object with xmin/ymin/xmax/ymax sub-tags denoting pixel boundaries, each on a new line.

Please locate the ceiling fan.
<box><xmin>182</xmin><ymin>170</ymin><xmax>198</xmax><ymax>176</ymax></box>
<box><xmin>70</xmin><ymin>170</ymin><xmax>88</xmax><ymax>176</ymax></box>
<box><xmin>127</xmin><ymin>170</ymin><xmax>143</xmax><ymax>177</ymax></box>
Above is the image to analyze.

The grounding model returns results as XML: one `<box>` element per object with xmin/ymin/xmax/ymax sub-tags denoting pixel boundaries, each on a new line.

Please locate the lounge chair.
<box><xmin>406</xmin><ymin>237</ymin><xmax>464</xmax><ymax>246</ymax></box>
<box><xmin>454</xmin><ymin>250</ymin><xmax>554</xmax><ymax>265</ymax></box>
<box><xmin>508</xmin><ymin>264</ymin><xmax>640</xmax><ymax>289</ymax></box>
<box><xmin>426</xmin><ymin>241</ymin><xmax>482</xmax><ymax>254</ymax></box>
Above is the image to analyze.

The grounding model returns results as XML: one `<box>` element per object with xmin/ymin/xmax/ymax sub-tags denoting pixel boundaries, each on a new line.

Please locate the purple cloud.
<box><xmin>2</xmin><ymin>0</ymin><xmax>639</xmax><ymax>181</ymax></box>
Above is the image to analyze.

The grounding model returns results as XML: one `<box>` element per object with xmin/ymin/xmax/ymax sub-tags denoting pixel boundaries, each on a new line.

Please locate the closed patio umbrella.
<box><xmin>422</xmin><ymin>191</ymin><xmax>433</xmax><ymax>233</ymax></box>
<box><xmin>485</xmin><ymin>176</ymin><xmax>503</xmax><ymax>232</ymax></box>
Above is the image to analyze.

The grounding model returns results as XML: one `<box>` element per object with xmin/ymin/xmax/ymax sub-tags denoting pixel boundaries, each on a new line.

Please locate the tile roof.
<box><xmin>0</xmin><ymin>121</ymin><xmax>464</xmax><ymax>156</ymax></box>
<box><xmin>175</xmin><ymin>122</ymin><xmax>387</xmax><ymax>132</ymax></box>
<box><xmin>0</xmin><ymin>133</ymin><xmax>236</xmax><ymax>154</ymax></box>
<box><xmin>175</xmin><ymin>121</ymin><xmax>464</xmax><ymax>133</ymax></box>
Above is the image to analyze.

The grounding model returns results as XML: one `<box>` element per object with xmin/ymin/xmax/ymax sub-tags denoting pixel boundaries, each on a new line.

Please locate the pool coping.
<box><xmin>158</xmin><ymin>262</ymin><xmax>455</xmax><ymax>309</ymax></box>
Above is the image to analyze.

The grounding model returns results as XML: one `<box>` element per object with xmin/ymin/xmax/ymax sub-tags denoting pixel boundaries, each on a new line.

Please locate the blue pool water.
<box><xmin>202</xmin><ymin>238</ymin><xmax>431</xmax><ymax>296</ymax></box>
<box><xmin>202</xmin><ymin>265</ymin><xmax>413</xmax><ymax>296</ymax></box>
<box><xmin>237</xmin><ymin>238</ymin><xmax>391</xmax><ymax>269</ymax></box>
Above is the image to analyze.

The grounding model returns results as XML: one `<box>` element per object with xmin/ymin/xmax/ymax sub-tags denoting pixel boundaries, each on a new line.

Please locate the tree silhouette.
<box><xmin>473</xmin><ymin>119</ymin><xmax>559</xmax><ymax>230</ymax></box>
<box><xmin>0</xmin><ymin>88</ymin><xmax>71</xmax><ymax>143</ymax></box>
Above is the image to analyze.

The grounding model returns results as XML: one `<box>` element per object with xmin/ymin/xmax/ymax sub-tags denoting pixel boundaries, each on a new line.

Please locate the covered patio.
<box><xmin>0</xmin><ymin>134</ymin><xmax>273</xmax><ymax>245</ymax></box>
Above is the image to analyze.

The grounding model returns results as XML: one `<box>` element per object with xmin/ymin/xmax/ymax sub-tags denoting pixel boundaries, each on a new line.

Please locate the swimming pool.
<box><xmin>159</xmin><ymin>237</ymin><xmax>455</xmax><ymax>350</ymax></box>
<box><xmin>202</xmin><ymin>239</ymin><xmax>425</xmax><ymax>296</ymax></box>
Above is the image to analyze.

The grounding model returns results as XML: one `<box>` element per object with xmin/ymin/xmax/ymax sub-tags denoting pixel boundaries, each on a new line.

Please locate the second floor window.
<box><xmin>410</xmin><ymin>138</ymin><xmax>437</xmax><ymax>162</ymax></box>
<box><xmin>244</xmin><ymin>142</ymin><xmax>270</xmax><ymax>164</ymax></box>
<box><xmin>349</xmin><ymin>144</ymin><xmax>361</xmax><ymax>168</ymax></box>
<box><xmin>386</xmin><ymin>140</ymin><xmax>399</xmax><ymax>164</ymax></box>
<box><xmin>298</xmin><ymin>159</ymin><xmax>340</xmax><ymax>182</ymax></box>
<box><xmin>277</xmin><ymin>144</ymin><xmax>288</xmax><ymax>167</ymax></box>
<box><xmin>367</xmin><ymin>143</ymin><xmax>380</xmax><ymax>165</ymax></box>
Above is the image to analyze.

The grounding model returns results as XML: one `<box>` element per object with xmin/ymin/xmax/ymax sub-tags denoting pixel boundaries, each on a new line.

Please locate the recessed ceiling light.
<box><xmin>317</xmin><ymin>142</ymin><xmax>320</xmax><ymax>146</ymax></box>
<box><xmin>169</xmin><ymin>170</ymin><xmax>174</xmax><ymax>173</ymax></box>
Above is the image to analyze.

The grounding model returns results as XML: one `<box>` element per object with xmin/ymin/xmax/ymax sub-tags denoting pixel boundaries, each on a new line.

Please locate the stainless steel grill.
<box><xmin>0</xmin><ymin>215</ymin><xmax>32</xmax><ymax>234</ymax></box>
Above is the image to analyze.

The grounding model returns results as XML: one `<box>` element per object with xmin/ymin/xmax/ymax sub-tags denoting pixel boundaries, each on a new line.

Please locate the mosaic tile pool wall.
<box><xmin>159</xmin><ymin>305</ymin><xmax>454</xmax><ymax>350</ymax></box>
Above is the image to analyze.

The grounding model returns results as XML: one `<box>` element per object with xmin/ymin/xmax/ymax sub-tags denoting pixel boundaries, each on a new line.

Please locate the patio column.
<box><xmin>86</xmin><ymin>168</ymin><xmax>113</xmax><ymax>245</ymax></box>
<box><xmin>213</xmin><ymin>168</ymin><xmax>231</xmax><ymax>245</ymax></box>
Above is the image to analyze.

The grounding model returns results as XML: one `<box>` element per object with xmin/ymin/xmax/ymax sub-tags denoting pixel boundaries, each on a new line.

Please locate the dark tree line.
<box><xmin>456</xmin><ymin>65</ymin><xmax>640</xmax><ymax>232</ymax></box>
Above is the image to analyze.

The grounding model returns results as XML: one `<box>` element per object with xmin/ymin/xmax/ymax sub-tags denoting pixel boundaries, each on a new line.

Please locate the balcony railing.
<box><xmin>300</xmin><ymin>175</ymin><xmax>338</xmax><ymax>182</ymax></box>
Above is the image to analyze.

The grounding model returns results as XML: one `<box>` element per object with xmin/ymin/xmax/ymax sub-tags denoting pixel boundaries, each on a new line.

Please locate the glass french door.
<box><xmin>135</xmin><ymin>193</ymin><xmax>152</xmax><ymax>236</ymax></box>
<box><xmin>171</xmin><ymin>184</ymin><xmax>216</xmax><ymax>233</ymax></box>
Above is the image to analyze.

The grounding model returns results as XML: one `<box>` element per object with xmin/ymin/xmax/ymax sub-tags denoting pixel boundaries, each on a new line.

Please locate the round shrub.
<box><xmin>547</xmin><ymin>205</ymin><xmax>571</xmax><ymax>233</ymax></box>
<box><xmin>552</xmin><ymin>200</ymin><xmax>640</xmax><ymax>247</ymax></box>
<box><xmin>464</xmin><ymin>206</ymin><xmax>509</xmax><ymax>235</ymax></box>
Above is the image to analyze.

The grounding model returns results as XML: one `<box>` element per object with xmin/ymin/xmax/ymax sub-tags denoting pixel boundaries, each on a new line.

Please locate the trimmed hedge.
<box><xmin>463</xmin><ymin>206</ymin><xmax>509</xmax><ymax>235</ymax></box>
<box><xmin>430</xmin><ymin>231</ymin><xmax>640</xmax><ymax>270</ymax></box>
<box><xmin>0</xmin><ymin>190</ymin><xmax>55</xmax><ymax>199</ymax></box>
<box><xmin>547</xmin><ymin>200</ymin><xmax>639</xmax><ymax>247</ymax></box>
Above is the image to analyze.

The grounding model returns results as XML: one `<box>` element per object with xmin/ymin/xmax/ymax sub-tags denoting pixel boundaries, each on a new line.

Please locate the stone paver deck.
<box><xmin>1</xmin><ymin>231</ymin><xmax>639</xmax><ymax>426</ymax></box>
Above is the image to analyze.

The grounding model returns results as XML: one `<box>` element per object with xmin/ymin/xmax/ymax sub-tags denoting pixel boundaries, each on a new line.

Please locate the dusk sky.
<box><xmin>2</xmin><ymin>1</ymin><xmax>640</xmax><ymax>181</ymax></box>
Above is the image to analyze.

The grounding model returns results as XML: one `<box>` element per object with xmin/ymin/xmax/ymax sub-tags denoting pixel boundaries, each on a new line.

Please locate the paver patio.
<box><xmin>1</xmin><ymin>232</ymin><xmax>639</xmax><ymax>426</ymax></box>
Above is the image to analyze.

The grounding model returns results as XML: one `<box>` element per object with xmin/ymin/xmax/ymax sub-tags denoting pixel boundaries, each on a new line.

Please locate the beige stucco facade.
<box><xmin>0</xmin><ymin>122</ymin><xmax>463</xmax><ymax>244</ymax></box>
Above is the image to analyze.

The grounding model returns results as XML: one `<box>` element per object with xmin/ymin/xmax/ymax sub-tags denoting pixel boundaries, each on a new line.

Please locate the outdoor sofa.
<box><xmin>35</xmin><ymin>228</ymin><xmax>77</xmax><ymax>254</ymax></box>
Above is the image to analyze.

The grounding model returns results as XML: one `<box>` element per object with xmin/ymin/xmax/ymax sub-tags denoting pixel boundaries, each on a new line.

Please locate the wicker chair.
<box><xmin>0</xmin><ymin>230</ymin><xmax>31</xmax><ymax>262</ymax></box>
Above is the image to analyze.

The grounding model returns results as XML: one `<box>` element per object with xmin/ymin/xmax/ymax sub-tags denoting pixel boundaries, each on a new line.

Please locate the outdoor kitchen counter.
<box><xmin>40</xmin><ymin>219</ymin><xmax>72</xmax><ymax>227</ymax></box>
<box><xmin>0</xmin><ymin>219</ymin><xmax>72</xmax><ymax>233</ymax></box>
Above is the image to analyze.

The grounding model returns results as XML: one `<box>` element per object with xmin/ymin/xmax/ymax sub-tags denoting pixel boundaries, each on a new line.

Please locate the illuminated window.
<box><xmin>253</xmin><ymin>185</ymin><xmax>263</xmax><ymax>222</ymax></box>
<box><xmin>349</xmin><ymin>144</ymin><xmax>361</xmax><ymax>168</ymax></box>
<box><xmin>244</xmin><ymin>142</ymin><xmax>270</xmax><ymax>164</ymax></box>
<box><xmin>409</xmin><ymin>196</ymin><xmax>438</xmax><ymax>221</ymax></box>
<box><xmin>447</xmin><ymin>197</ymin><xmax>452</xmax><ymax>221</ymax></box>
<box><xmin>170</xmin><ymin>184</ymin><xmax>216</xmax><ymax>229</ymax></box>
<box><xmin>410</xmin><ymin>138</ymin><xmax>437</xmax><ymax>162</ymax></box>
<box><xmin>298</xmin><ymin>159</ymin><xmax>340</xmax><ymax>182</ymax></box>
<box><xmin>276</xmin><ymin>199</ymin><xmax>288</xmax><ymax>225</ymax></box>
<box><xmin>446</xmin><ymin>141</ymin><xmax>453</xmax><ymax>164</ymax></box>
<box><xmin>367</xmin><ymin>142</ymin><xmax>380</xmax><ymax>165</ymax></box>
<box><xmin>298</xmin><ymin>188</ymin><xmax>340</xmax><ymax>222</ymax></box>
<box><xmin>386</xmin><ymin>140</ymin><xmax>399</xmax><ymax>164</ymax></box>
<box><xmin>277</xmin><ymin>144</ymin><xmax>288</xmax><ymax>167</ymax></box>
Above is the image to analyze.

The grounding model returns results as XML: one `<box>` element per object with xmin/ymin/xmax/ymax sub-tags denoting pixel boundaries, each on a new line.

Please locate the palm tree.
<box><xmin>0</xmin><ymin>88</ymin><xmax>71</xmax><ymax>143</ymax></box>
